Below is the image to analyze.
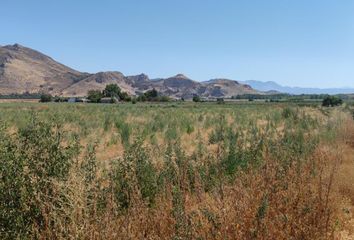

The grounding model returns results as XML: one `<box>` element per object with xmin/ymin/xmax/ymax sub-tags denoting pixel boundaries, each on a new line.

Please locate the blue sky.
<box><xmin>2</xmin><ymin>0</ymin><xmax>354</xmax><ymax>88</ymax></box>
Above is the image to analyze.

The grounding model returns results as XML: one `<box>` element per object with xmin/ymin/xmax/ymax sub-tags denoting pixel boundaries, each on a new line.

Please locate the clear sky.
<box><xmin>1</xmin><ymin>0</ymin><xmax>354</xmax><ymax>88</ymax></box>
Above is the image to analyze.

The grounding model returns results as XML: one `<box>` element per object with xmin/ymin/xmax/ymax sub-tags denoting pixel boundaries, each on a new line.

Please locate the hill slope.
<box><xmin>0</xmin><ymin>44</ymin><xmax>89</xmax><ymax>95</ymax></box>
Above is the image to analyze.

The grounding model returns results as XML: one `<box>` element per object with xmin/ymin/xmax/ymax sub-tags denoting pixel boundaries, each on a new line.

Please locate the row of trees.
<box><xmin>87</xmin><ymin>85</ymin><xmax>171</xmax><ymax>103</ymax></box>
<box><xmin>39</xmin><ymin>87</ymin><xmax>348</xmax><ymax>106</ymax></box>
<box><xmin>232</xmin><ymin>93</ymin><xmax>347</xmax><ymax>102</ymax></box>
<box><xmin>40</xmin><ymin>84</ymin><xmax>171</xmax><ymax>103</ymax></box>
<box><xmin>135</xmin><ymin>88</ymin><xmax>170</xmax><ymax>102</ymax></box>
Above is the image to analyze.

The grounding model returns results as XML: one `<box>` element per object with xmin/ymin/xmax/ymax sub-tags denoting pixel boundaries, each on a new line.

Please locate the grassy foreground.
<box><xmin>0</xmin><ymin>102</ymin><xmax>353</xmax><ymax>239</ymax></box>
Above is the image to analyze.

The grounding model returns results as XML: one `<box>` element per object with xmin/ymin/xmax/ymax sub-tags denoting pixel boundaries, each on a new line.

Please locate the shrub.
<box><xmin>216</xmin><ymin>98</ymin><xmax>224</xmax><ymax>104</ymax></box>
<box><xmin>145</xmin><ymin>88</ymin><xmax>158</xmax><ymax>99</ymax></box>
<box><xmin>40</xmin><ymin>93</ymin><xmax>52</xmax><ymax>102</ymax></box>
<box><xmin>53</xmin><ymin>96</ymin><xmax>68</xmax><ymax>102</ymax></box>
<box><xmin>137</xmin><ymin>94</ymin><xmax>147</xmax><ymax>102</ymax></box>
<box><xmin>136</xmin><ymin>89</ymin><xmax>170</xmax><ymax>102</ymax></box>
<box><xmin>0</xmin><ymin>118</ymin><xmax>79</xmax><ymax>239</ymax></box>
<box><xmin>322</xmin><ymin>96</ymin><xmax>343</xmax><ymax>107</ymax></box>
<box><xmin>193</xmin><ymin>95</ymin><xmax>201</xmax><ymax>102</ymax></box>
<box><xmin>119</xmin><ymin>91</ymin><xmax>130</xmax><ymax>101</ymax></box>
<box><xmin>111</xmin><ymin>139</ymin><xmax>158</xmax><ymax>209</ymax></box>
<box><xmin>159</xmin><ymin>95</ymin><xmax>170</xmax><ymax>102</ymax></box>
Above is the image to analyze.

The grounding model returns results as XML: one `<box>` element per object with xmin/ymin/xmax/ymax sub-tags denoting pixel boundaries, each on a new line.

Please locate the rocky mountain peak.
<box><xmin>173</xmin><ymin>74</ymin><xmax>190</xmax><ymax>79</ymax></box>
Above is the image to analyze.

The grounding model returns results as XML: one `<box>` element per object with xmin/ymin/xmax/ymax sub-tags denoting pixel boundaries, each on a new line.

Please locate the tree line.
<box><xmin>39</xmin><ymin>84</ymin><xmax>171</xmax><ymax>103</ymax></box>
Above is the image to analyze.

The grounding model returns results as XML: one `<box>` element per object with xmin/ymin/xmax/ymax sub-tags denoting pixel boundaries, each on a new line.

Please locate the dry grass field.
<box><xmin>0</xmin><ymin>101</ymin><xmax>353</xmax><ymax>239</ymax></box>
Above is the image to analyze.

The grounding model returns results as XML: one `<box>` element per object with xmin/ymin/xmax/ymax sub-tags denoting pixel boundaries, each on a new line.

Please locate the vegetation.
<box><xmin>39</xmin><ymin>93</ymin><xmax>53</xmax><ymax>102</ymax></box>
<box><xmin>0</xmin><ymin>92</ymin><xmax>41</xmax><ymax>99</ymax></box>
<box><xmin>192</xmin><ymin>95</ymin><xmax>201</xmax><ymax>102</ymax></box>
<box><xmin>87</xmin><ymin>90</ymin><xmax>103</xmax><ymax>103</ymax></box>
<box><xmin>102</xmin><ymin>83</ymin><xmax>121</xmax><ymax>98</ymax></box>
<box><xmin>233</xmin><ymin>93</ymin><xmax>352</xmax><ymax>102</ymax></box>
<box><xmin>87</xmin><ymin>85</ymin><xmax>169</xmax><ymax>103</ymax></box>
<box><xmin>102</xmin><ymin>83</ymin><xmax>130</xmax><ymax>101</ymax></box>
<box><xmin>322</xmin><ymin>95</ymin><xmax>343</xmax><ymax>107</ymax></box>
<box><xmin>0</xmin><ymin>101</ymin><xmax>353</xmax><ymax>239</ymax></box>
<box><xmin>136</xmin><ymin>88</ymin><xmax>171</xmax><ymax>102</ymax></box>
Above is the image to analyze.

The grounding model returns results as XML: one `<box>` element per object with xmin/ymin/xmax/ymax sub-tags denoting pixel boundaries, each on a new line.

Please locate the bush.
<box><xmin>137</xmin><ymin>94</ymin><xmax>147</xmax><ymax>102</ymax></box>
<box><xmin>135</xmin><ymin>89</ymin><xmax>170</xmax><ymax>102</ymax></box>
<box><xmin>111</xmin><ymin>139</ymin><xmax>158</xmax><ymax>209</ymax></box>
<box><xmin>0</xmin><ymin>118</ymin><xmax>79</xmax><ymax>239</ymax></box>
<box><xmin>119</xmin><ymin>91</ymin><xmax>130</xmax><ymax>101</ymax></box>
<box><xmin>40</xmin><ymin>93</ymin><xmax>52</xmax><ymax>102</ymax></box>
<box><xmin>217</xmin><ymin>98</ymin><xmax>224</xmax><ymax>104</ymax></box>
<box><xmin>53</xmin><ymin>96</ymin><xmax>68</xmax><ymax>102</ymax></box>
<box><xmin>193</xmin><ymin>95</ymin><xmax>201</xmax><ymax>102</ymax></box>
<box><xmin>322</xmin><ymin>96</ymin><xmax>343</xmax><ymax>107</ymax></box>
<box><xmin>159</xmin><ymin>96</ymin><xmax>170</xmax><ymax>102</ymax></box>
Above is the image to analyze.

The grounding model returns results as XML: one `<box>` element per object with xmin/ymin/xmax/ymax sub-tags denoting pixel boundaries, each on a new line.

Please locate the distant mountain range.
<box><xmin>1</xmin><ymin>44</ymin><xmax>353</xmax><ymax>97</ymax></box>
<box><xmin>0</xmin><ymin>44</ymin><xmax>258</xmax><ymax>98</ymax></box>
<box><xmin>240</xmin><ymin>80</ymin><xmax>354</xmax><ymax>95</ymax></box>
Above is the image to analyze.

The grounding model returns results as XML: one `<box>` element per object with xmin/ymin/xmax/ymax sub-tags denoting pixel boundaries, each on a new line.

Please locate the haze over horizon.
<box><xmin>2</xmin><ymin>0</ymin><xmax>354</xmax><ymax>88</ymax></box>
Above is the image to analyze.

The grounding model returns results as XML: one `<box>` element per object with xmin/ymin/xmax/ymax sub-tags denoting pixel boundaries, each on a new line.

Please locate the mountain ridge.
<box><xmin>0</xmin><ymin>44</ymin><xmax>259</xmax><ymax>98</ymax></box>
<box><xmin>1</xmin><ymin>44</ymin><xmax>353</xmax><ymax>97</ymax></box>
<box><xmin>241</xmin><ymin>80</ymin><xmax>354</xmax><ymax>95</ymax></box>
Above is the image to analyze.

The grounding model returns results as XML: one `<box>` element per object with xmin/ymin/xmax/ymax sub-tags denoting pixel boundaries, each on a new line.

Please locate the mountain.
<box><xmin>0</xmin><ymin>44</ymin><xmax>259</xmax><ymax>98</ymax></box>
<box><xmin>241</xmin><ymin>80</ymin><xmax>354</xmax><ymax>95</ymax></box>
<box><xmin>62</xmin><ymin>71</ymin><xmax>134</xmax><ymax>96</ymax></box>
<box><xmin>63</xmin><ymin>73</ymin><xmax>259</xmax><ymax>98</ymax></box>
<box><xmin>202</xmin><ymin>79</ymin><xmax>257</xmax><ymax>97</ymax></box>
<box><xmin>2</xmin><ymin>44</ymin><xmax>353</xmax><ymax>97</ymax></box>
<box><xmin>0</xmin><ymin>44</ymin><xmax>90</xmax><ymax>95</ymax></box>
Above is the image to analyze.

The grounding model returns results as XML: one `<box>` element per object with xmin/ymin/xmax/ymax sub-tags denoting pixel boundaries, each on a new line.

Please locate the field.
<box><xmin>0</xmin><ymin>101</ymin><xmax>354</xmax><ymax>239</ymax></box>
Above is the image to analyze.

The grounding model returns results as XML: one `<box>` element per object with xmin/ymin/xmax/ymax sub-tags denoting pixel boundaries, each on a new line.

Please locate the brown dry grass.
<box><xmin>333</xmin><ymin>117</ymin><xmax>354</xmax><ymax>240</ymax></box>
<box><xmin>7</xmin><ymin>105</ymin><xmax>353</xmax><ymax>239</ymax></box>
<box><xmin>36</xmin><ymin>141</ymin><xmax>348</xmax><ymax>239</ymax></box>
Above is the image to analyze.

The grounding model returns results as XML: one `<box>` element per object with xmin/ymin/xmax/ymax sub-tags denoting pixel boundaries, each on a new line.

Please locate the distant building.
<box><xmin>68</xmin><ymin>97</ymin><xmax>76</xmax><ymax>103</ymax></box>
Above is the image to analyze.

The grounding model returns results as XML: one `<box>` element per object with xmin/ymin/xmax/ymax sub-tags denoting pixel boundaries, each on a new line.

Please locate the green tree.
<box><xmin>87</xmin><ymin>90</ymin><xmax>103</xmax><ymax>103</ymax></box>
<box><xmin>322</xmin><ymin>96</ymin><xmax>343</xmax><ymax>107</ymax></box>
<box><xmin>192</xmin><ymin>95</ymin><xmax>201</xmax><ymax>102</ymax></box>
<box><xmin>118</xmin><ymin>91</ymin><xmax>130</xmax><ymax>101</ymax></box>
<box><xmin>144</xmin><ymin>88</ymin><xmax>158</xmax><ymax>101</ymax></box>
<box><xmin>103</xmin><ymin>84</ymin><xmax>121</xmax><ymax>98</ymax></box>
<box><xmin>40</xmin><ymin>94</ymin><xmax>52</xmax><ymax>102</ymax></box>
